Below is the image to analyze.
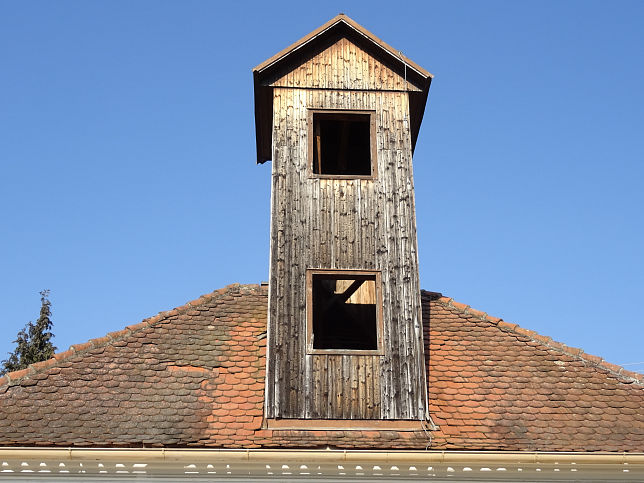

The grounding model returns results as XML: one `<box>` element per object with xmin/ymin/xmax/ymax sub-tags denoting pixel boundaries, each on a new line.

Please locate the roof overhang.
<box><xmin>252</xmin><ymin>14</ymin><xmax>433</xmax><ymax>164</ymax></box>
<box><xmin>2</xmin><ymin>448</ymin><xmax>643</xmax><ymax>480</ymax></box>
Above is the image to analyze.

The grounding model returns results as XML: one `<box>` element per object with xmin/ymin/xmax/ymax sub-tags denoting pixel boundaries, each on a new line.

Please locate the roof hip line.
<box><xmin>0</xmin><ymin>283</ymin><xmax>261</xmax><ymax>388</ymax></box>
<box><xmin>434</xmin><ymin>294</ymin><xmax>644</xmax><ymax>386</ymax></box>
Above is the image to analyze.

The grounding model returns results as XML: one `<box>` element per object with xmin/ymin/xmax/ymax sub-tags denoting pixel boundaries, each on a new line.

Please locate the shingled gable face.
<box><xmin>253</xmin><ymin>14</ymin><xmax>434</xmax><ymax>424</ymax></box>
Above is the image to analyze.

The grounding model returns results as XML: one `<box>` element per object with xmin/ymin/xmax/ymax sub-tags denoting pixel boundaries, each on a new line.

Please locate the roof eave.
<box><xmin>253</xmin><ymin>70</ymin><xmax>269</xmax><ymax>164</ymax></box>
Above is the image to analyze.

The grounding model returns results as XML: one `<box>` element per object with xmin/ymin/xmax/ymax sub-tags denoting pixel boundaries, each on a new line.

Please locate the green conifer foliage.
<box><xmin>1</xmin><ymin>290</ymin><xmax>57</xmax><ymax>375</ymax></box>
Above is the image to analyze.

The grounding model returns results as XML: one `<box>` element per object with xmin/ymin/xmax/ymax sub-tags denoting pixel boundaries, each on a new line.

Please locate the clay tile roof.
<box><xmin>0</xmin><ymin>285</ymin><xmax>642</xmax><ymax>451</ymax></box>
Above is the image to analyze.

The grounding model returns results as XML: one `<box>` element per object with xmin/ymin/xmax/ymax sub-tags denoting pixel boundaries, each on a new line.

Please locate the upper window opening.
<box><xmin>308</xmin><ymin>270</ymin><xmax>382</xmax><ymax>353</ymax></box>
<box><xmin>311</xmin><ymin>112</ymin><xmax>374</xmax><ymax>177</ymax></box>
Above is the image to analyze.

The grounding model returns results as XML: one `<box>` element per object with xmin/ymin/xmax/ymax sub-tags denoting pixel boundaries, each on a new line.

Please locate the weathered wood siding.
<box><xmin>272</xmin><ymin>36</ymin><xmax>422</xmax><ymax>92</ymax></box>
<box><xmin>265</xmin><ymin>38</ymin><xmax>427</xmax><ymax>420</ymax></box>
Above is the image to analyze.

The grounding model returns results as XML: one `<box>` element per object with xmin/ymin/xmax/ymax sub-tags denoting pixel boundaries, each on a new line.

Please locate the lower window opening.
<box><xmin>311</xmin><ymin>272</ymin><xmax>379</xmax><ymax>350</ymax></box>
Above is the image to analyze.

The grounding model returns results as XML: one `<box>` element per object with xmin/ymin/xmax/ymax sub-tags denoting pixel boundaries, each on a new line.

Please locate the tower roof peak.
<box><xmin>253</xmin><ymin>15</ymin><xmax>433</xmax><ymax>164</ymax></box>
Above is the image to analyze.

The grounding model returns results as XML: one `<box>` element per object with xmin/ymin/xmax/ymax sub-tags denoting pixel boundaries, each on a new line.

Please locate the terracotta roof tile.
<box><xmin>425</xmin><ymin>291</ymin><xmax>644</xmax><ymax>451</ymax></box>
<box><xmin>0</xmin><ymin>284</ymin><xmax>642</xmax><ymax>451</ymax></box>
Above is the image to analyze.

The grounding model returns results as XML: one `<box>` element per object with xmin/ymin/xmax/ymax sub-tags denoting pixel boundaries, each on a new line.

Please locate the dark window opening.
<box><xmin>312</xmin><ymin>113</ymin><xmax>372</xmax><ymax>176</ymax></box>
<box><xmin>311</xmin><ymin>273</ymin><xmax>379</xmax><ymax>351</ymax></box>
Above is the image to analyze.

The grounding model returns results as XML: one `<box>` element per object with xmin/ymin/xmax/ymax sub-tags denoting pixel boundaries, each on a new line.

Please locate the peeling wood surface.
<box><xmin>265</xmin><ymin>43</ymin><xmax>427</xmax><ymax>420</ymax></box>
<box><xmin>272</xmin><ymin>37</ymin><xmax>421</xmax><ymax>92</ymax></box>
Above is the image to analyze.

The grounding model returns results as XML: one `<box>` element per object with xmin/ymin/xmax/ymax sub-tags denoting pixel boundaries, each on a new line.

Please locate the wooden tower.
<box><xmin>253</xmin><ymin>15</ymin><xmax>433</xmax><ymax>424</ymax></box>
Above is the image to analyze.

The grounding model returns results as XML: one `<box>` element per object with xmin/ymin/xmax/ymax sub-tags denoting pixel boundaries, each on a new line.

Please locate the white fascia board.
<box><xmin>0</xmin><ymin>448</ymin><xmax>643</xmax><ymax>481</ymax></box>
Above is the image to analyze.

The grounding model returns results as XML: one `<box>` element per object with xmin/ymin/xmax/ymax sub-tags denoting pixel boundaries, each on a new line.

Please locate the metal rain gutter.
<box><xmin>1</xmin><ymin>448</ymin><xmax>644</xmax><ymax>480</ymax></box>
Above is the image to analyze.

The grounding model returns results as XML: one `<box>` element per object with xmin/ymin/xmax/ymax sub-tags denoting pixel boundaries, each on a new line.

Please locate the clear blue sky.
<box><xmin>1</xmin><ymin>1</ymin><xmax>643</xmax><ymax>373</ymax></box>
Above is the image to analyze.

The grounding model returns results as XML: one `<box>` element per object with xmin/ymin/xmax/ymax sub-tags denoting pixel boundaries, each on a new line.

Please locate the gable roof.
<box><xmin>1</xmin><ymin>284</ymin><xmax>642</xmax><ymax>452</ymax></box>
<box><xmin>253</xmin><ymin>14</ymin><xmax>432</xmax><ymax>80</ymax></box>
<box><xmin>253</xmin><ymin>14</ymin><xmax>433</xmax><ymax>164</ymax></box>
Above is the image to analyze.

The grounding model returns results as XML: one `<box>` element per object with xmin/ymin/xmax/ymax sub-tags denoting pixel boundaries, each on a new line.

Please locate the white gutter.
<box><xmin>1</xmin><ymin>448</ymin><xmax>643</xmax><ymax>480</ymax></box>
<box><xmin>3</xmin><ymin>447</ymin><xmax>644</xmax><ymax>464</ymax></box>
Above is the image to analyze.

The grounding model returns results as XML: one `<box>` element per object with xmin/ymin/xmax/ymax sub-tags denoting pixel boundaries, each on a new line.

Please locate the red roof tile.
<box><xmin>0</xmin><ymin>284</ymin><xmax>642</xmax><ymax>451</ymax></box>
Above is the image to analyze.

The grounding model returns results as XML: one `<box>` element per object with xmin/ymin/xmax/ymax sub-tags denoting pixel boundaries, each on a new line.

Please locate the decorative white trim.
<box><xmin>0</xmin><ymin>448</ymin><xmax>643</xmax><ymax>480</ymax></box>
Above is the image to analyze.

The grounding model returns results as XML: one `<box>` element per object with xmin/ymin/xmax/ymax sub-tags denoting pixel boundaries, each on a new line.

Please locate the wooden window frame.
<box><xmin>265</xmin><ymin>418</ymin><xmax>425</xmax><ymax>431</ymax></box>
<box><xmin>307</xmin><ymin>109</ymin><xmax>378</xmax><ymax>180</ymax></box>
<box><xmin>306</xmin><ymin>269</ymin><xmax>384</xmax><ymax>356</ymax></box>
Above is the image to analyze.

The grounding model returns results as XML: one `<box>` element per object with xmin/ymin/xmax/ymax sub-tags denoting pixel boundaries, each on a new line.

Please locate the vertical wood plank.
<box><xmin>270</xmin><ymin>38</ymin><xmax>421</xmax><ymax>91</ymax></box>
<box><xmin>267</xmin><ymin>46</ymin><xmax>426</xmax><ymax>420</ymax></box>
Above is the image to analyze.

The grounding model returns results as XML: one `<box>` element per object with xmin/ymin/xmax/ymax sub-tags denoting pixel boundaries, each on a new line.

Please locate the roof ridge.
<box><xmin>253</xmin><ymin>13</ymin><xmax>432</xmax><ymax>78</ymax></box>
<box><xmin>0</xmin><ymin>283</ymin><xmax>263</xmax><ymax>388</ymax></box>
<box><xmin>428</xmin><ymin>291</ymin><xmax>644</xmax><ymax>386</ymax></box>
